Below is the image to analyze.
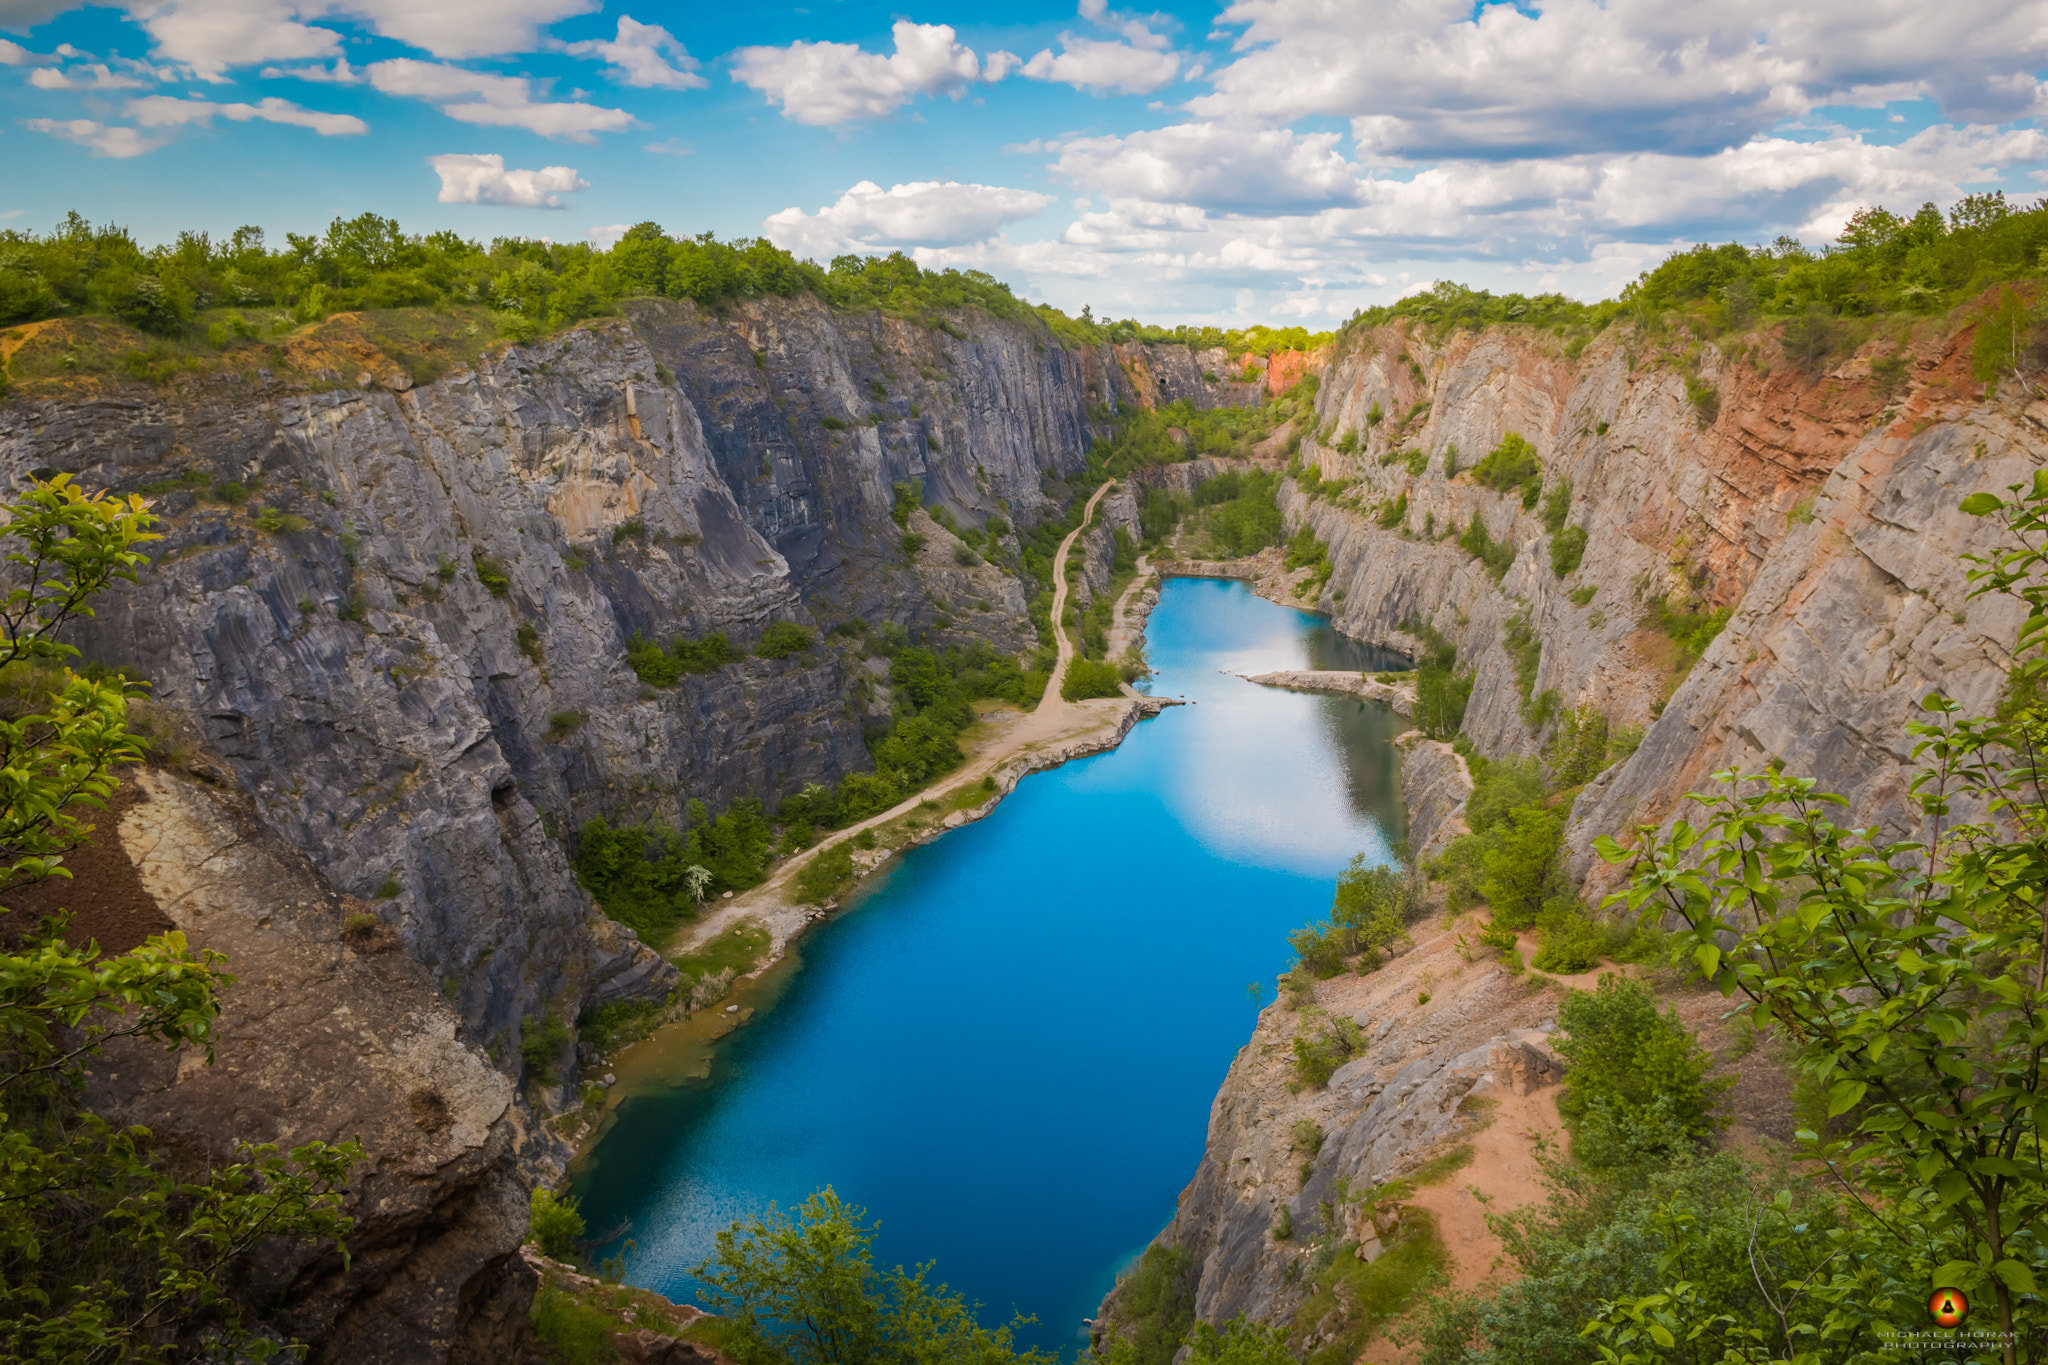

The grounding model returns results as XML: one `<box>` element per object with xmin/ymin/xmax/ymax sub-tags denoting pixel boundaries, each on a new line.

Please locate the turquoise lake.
<box><xmin>569</xmin><ymin>577</ymin><xmax>1409</xmax><ymax>1355</ymax></box>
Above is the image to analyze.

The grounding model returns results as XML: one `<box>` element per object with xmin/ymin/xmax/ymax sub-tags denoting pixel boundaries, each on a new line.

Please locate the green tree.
<box><xmin>1553</xmin><ymin>974</ymin><xmax>1727</xmax><ymax>1164</ymax></box>
<box><xmin>696</xmin><ymin>1187</ymin><xmax>1055</xmax><ymax>1365</ymax></box>
<box><xmin>0</xmin><ymin>476</ymin><xmax>362</xmax><ymax>1360</ymax></box>
<box><xmin>1594</xmin><ymin>470</ymin><xmax>2048</xmax><ymax>1362</ymax></box>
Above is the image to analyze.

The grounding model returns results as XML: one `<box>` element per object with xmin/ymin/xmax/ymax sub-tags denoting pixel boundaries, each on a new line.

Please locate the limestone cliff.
<box><xmin>0</xmin><ymin>296</ymin><xmax>1236</xmax><ymax>1361</ymax></box>
<box><xmin>1101</xmin><ymin>304</ymin><xmax>2045</xmax><ymax>1345</ymax></box>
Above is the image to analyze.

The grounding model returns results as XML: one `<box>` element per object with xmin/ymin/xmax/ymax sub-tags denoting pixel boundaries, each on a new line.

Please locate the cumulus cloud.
<box><xmin>366</xmin><ymin>57</ymin><xmax>635</xmax><ymax>142</ymax></box>
<box><xmin>1021</xmin><ymin>0</ymin><xmax>1180</xmax><ymax>94</ymax></box>
<box><xmin>1195</xmin><ymin>0</ymin><xmax>2048</xmax><ymax>159</ymax></box>
<box><xmin>585</xmin><ymin>223</ymin><xmax>629</xmax><ymax>245</ymax></box>
<box><xmin>427</xmin><ymin>152</ymin><xmax>588</xmax><ymax>207</ymax></box>
<box><xmin>731</xmin><ymin>20</ymin><xmax>1014</xmax><ymax>126</ymax></box>
<box><xmin>57</xmin><ymin>0</ymin><xmax>597</xmax><ymax>81</ymax></box>
<box><xmin>21</xmin><ymin>117</ymin><xmax>172</xmax><ymax>157</ymax></box>
<box><xmin>127</xmin><ymin>92</ymin><xmax>367</xmax><ymax>134</ymax></box>
<box><xmin>1051</xmin><ymin>124</ymin><xmax>1362</xmax><ymax>212</ymax></box>
<box><xmin>260</xmin><ymin>56</ymin><xmax>360</xmax><ymax>81</ymax></box>
<box><xmin>564</xmin><ymin>15</ymin><xmax>703</xmax><ymax>89</ymax></box>
<box><xmin>29</xmin><ymin>61</ymin><xmax>149</xmax><ymax>89</ymax></box>
<box><xmin>0</xmin><ymin>40</ymin><xmax>44</xmax><ymax>65</ymax></box>
<box><xmin>763</xmin><ymin>179</ymin><xmax>1055</xmax><ymax>258</ymax></box>
<box><xmin>1021</xmin><ymin>38</ymin><xmax>1178</xmax><ymax>94</ymax></box>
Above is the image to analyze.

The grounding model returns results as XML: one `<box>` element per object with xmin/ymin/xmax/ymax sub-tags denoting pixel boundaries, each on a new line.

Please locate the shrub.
<box><xmin>611</xmin><ymin>518</ymin><xmax>647</xmax><ymax>544</ymax></box>
<box><xmin>519</xmin><ymin>1010</ymin><xmax>573</xmax><ymax>1082</ymax></box>
<box><xmin>1553</xmin><ymin>974</ymin><xmax>1727</xmax><ymax>1164</ymax></box>
<box><xmin>1291</xmin><ymin>1013</ymin><xmax>1364</xmax><ymax>1089</ymax></box>
<box><xmin>1471</xmin><ymin>431</ymin><xmax>1543</xmax><ymax>506</ymax></box>
<box><xmin>756</xmin><ymin>621</ymin><xmax>815</xmax><ymax>659</ymax></box>
<box><xmin>1652</xmin><ymin>597</ymin><xmax>1731</xmax><ymax>665</ymax></box>
<box><xmin>901</xmin><ymin>532</ymin><xmax>926</xmax><ymax>556</ymax></box>
<box><xmin>546</xmin><ymin>710</ymin><xmax>584</xmax><ymax>742</ymax></box>
<box><xmin>516</xmin><ymin>623</ymin><xmax>543</xmax><ymax>663</ymax></box>
<box><xmin>1062</xmin><ymin>656</ymin><xmax>1123</xmax><ymax>700</ymax></box>
<box><xmin>1970</xmin><ymin>284</ymin><xmax>2030</xmax><ymax>382</ymax></box>
<box><xmin>1685</xmin><ymin>374</ymin><xmax>1719</xmax><ymax>425</ymax></box>
<box><xmin>1549</xmin><ymin>525</ymin><xmax>1586</xmax><ymax>577</ymax></box>
<box><xmin>473</xmin><ymin>553</ymin><xmax>510</xmax><ymax>597</ymax></box>
<box><xmin>1568</xmin><ymin>584</ymin><xmax>1597</xmax><ymax>606</ymax></box>
<box><xmin>1456</xmin><ymin>511</ymin><xmax>1515</xmax><ymax>579</ymax></box>
<box><xmin>340</xmin><ymin>910</ymin><xmax>381</xmax><ymax>942</ymax></box>
<box><xmin>1377</xmin><ymin>492</ymin><xmax>1408</xmax><ymax>529</ymax></box>
<box><xmin>529</xmin><ymin>1186</ymin><xmax>586</xmax><ymax>1260</ymax></box>
<box><xmin>1779</xmin><ymin>307</ymin><xmax>1834</xmax><ymax>369</ymax></box>
<box><xmin>1550</xmin><ymin>705</ymin><xmax>1610</xmax><ymax>785</ymax></box>
<box><xmin>891</xmin><ymin>480</ymin><xmax>918</xmax><ymax>527</ymax></box>
<box><xmin>1539</xmin><ymin>482</ymin><xmax>1571</xmax><ymax>534</ymax></box>
<box><xmin>574</xmin><ymin>805</ymin><xmax>765</xmax><ymax>940</ymax></box>
<box><xmin>252</xmin><ymin>505</ymin><xmax>308</xmax><ymax>534</ymax></box>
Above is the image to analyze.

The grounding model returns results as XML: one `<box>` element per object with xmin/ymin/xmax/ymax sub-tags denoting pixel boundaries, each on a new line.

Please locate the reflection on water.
<box><xmin>569</xmin><ymin>579</ymin><xmax>1408</xmax><ymax>1354</ymax></box>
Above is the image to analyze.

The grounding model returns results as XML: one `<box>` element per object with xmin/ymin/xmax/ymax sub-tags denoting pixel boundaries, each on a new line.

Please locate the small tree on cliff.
<box><xmin>1587</xmin><ymin>471</ymin><xmax>2048</xmax><ymax>1365</ymax></box>
<box><xmin>0</xmin><ymin>476</ymin><xmax>360</xmax><ymax>1361</ymax></box>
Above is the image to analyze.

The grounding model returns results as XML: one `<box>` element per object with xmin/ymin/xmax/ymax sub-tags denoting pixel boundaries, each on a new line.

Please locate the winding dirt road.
<box><xmin>671</xmin><ymin>478</ymin><xmax>1142</xmax><ymax>956</ymax></box>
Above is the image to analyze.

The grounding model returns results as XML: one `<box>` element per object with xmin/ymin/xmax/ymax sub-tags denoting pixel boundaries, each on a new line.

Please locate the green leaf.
<box><xmin>1647</xmin><ymin>1325</ymin><xmax>1675</xmax><ymax>1349</ymax></box>
<box><xmin>1961</xmin><ymin>493</ymin><xmax>2005</xmax><ymax>516</ymax></box>
<box><xmin>1826</xmin><ymin>1079</ymin><xmax>1869</xmax><ymax>1117</ymax></box>
<box><xmin>1931</xmin><ymin>1260</ymin><xmax>1979</xmax><ymax>1290</ymax></box>
<box><xmin>1994</xmin><ymin>1259</ymin><xmax>2038</xmax><ymax>1294</ymax></box>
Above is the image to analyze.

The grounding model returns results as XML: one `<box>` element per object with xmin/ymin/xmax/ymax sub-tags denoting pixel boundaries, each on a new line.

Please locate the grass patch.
<box><xmin>672</xmin><ymin>919</ymin><xmax>772</xmax><ymax>983</ymax></box>
<box><xmin>1295</xmin><ymin>1208</ymin><xmax>1448</xmax><ymax>1365</ymax></box>
<box><xmin>793</xmin><ymin>842</ymin><xmax>854</xmax><ymax>905</ymax></box>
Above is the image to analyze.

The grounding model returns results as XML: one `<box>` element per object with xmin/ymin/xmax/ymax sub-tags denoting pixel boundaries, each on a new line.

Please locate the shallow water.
<box><xmin>569</xmin><ymin>579</ymin><xmax>1409</xmax><ymax>1354</ymax></box>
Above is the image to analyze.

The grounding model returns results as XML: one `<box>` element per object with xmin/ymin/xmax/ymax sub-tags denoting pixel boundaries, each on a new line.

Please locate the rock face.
<box><xmin>96</xmin><ymin>768</ymin><xmax>535</xmax><ymax>1364</ymax></box>
<box><xmin>0</xmin><ymin>302</ymin><xmax>1204</xmax><ymax>1060</ymax></box>
<box><xmin>1279</xmin><ymin>314</ymin><xmax>2035</xmax><ymax>876</ymax></box>
<box><xmin>1103</xmin><ymin>307</ymin><xmax>2045</xmax><ymax>1342</ymax></box>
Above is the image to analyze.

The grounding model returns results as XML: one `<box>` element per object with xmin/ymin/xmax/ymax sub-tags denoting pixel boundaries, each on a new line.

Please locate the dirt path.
<box><xmin>672</xmin><ymin>479</ymin><xmax>1134</xmax><ymax>957</ymax></box>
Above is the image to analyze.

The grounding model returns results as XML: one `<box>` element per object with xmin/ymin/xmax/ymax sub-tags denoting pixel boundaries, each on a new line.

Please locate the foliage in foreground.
<box><xmin>695</xmin><ymin>1187</ymin><xmax>1056</xmax><ymax>1365</ymax></box>
<box><xmin>1579</xmin><ymin>470</ymin><xmax>2048</xmax><ymax>1363</ymax></box>
<box><xmin>0</xmin><ymin>477</ymin><xmax>361</xmax><ymax>1360</ymax></box>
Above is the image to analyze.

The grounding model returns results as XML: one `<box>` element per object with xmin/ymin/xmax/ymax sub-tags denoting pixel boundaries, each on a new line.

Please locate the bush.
<box><xmin>1377</xmin><ymin>492</ymin><xmax>1408</xmax><ymax>529</ymax></box>
<box><xmin>1539</xmin><ymin>482</ymin><xmax>1571</xmax><ymax>534</ymax></box>
<box><xmin>756</xmin><ymin>621</ymin><xmax>815</xmax><ymax>659</ymax></box>
<box><xmin>546</xmin><ymin>710</ymin><xmax>585</xmax><ymax>742</ymax></box>
<box><xmin>696</xmin><ymin>1188</ymin><xmax>1048</xmax><ymax>1365</ymax></box>
<box><xmin>1684</xmin><ymin>374</ymin><xmax>1719</xmax><ymax>425</ymax></box>
<box><xmin>574</xmin><ymin>804</ymin><xmax>764</xmax><ymax>940</ymax></box>
<box><xmin>1554</xmin><ymin>974</ymin><xmax>1727</xmax><ymax>1162</ymax></box>
<box><xmin>628</xmin><ymin>630</ymin><xmax>744</xmax><ymax>684</ymax></box>
<box><xmin>1062</xmin><ymin>656</ymin><xmax>1123</xmax><ymax>700</ymax></box>
<box><xmin>1193</xmin><ymin>469</ymin><xmax>1285</xmax><ymax>556</ymax></box>
<box><xmin>519</xmin><ymin>1010</ymin><xmax>573</xmax><ymax>1082</ymax></box>
<box><xmin>1456</xmin><ymin>511</ymin><xmax>1515</xmax><ymax>579</ymax></box>
<box><xmin>473</xmin><ymin>553</ymin><xmax>510</xmax><ymax>597</ymax></box>
<box><xmin>1291</xmin><ymin>1012</ymin><xmax>1363</xmax><ymax>1088</ymax></box>
<box><xmin>1471</xmin><ymin>431</ymin><xmax>1543</xmax><ymax>506</ymax></box>
<box><xmin>1549</xmin><ymin>524</ymin><xmax>1586</xmax><ymax>577</ymax></box>
<box><xmin>530</xmin><ymin>1187</ymin><xmax>586</xmax><ymax>1260</ymax></box>
<box><xmin>1779</xmin><ymin>307</ymin><xmax>1834</xmax><ymax>369</ymax></box>
<box><xmin>1550</xmin><ymin>705</ymin><xmax>1610</xmax><ymax>785</ymax></box>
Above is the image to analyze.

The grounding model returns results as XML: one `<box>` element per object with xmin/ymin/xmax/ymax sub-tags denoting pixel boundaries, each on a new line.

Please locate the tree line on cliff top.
<box><xmin>11</xmin><ymin>190</ymin><xmax>2041</xmax><ymax>374</ymax></box>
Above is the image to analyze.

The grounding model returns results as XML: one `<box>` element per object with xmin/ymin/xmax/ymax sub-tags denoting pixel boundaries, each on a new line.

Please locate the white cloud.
<box><xmin>1195</xmin><ymin>0</ymin><xmax>2048</xmax><ymax>159</ymax></box>
<box><xmin>763</xmin><ymin>179</ymin><xmax>1055</xmax><ymax>258</ymax></box>
<box><xmin>642</xmin><ymin>136</ymin><xmax>691</xmax><ymax>155</ymax></box>
<box><xmin>260</xmin><ymin>56</ymin><xmax>360</xmax><ymax>81</ymax></box>
<box><xmin>127</xmin><ymin>93</ymin><xmax>367</xmax><ymax>134</ymax></box>
<box><xmin>585</xmin><ymin>222</ymin><xmax>629</xmax><ymax>245</ymax></box>
<box><xmin>427</xmin><ymin>152</ymin><xmax>588</xmax><ymax>207</ymax></box>
<box><xmin>731</xmin><ymin>19</ymin><xmax>1013</xmax><ymax>126</ymax></box>
<box><xmin>366</xmin><ymin>57</ymin><xmax>634</xmax><ymax>142</ymax></box>
<box><xmin>30</xmin><ymin>61</ymin><xmax>149</xmax><ymax>88</ymax></box>
<box><xmin>82</xmin><ymin>0</ymin><xmax>598</xmax><ymax>82</ymax></box>
<box><xmin>339</xmin><ymin>0</ymin><xmax>598</xmax><ymax>60</ymax></box>
<box><xmin>0</xmin><ymin>40</ymin><xmax>43</xmax><ymax>65</ymax></box>
<box><xmin>21</xmin><ymin>117</ymin><xmax>172</xmax><ymax>157</ymax></box>
<box><xmin>1021</xmin><ymin>37</ymin><xmax>1178</xmax><ymax>95</ymax></box>
<box><xmin>125</xmin><ymin>0</ymin><xmax>342</xmax><ymax>81</ymax></box>
<box><xmin>564</xmin><ymin>15</ymin><xmax>703</xmax><ymax>90</ymax></box>
<box><xmin>1052</xmin><ymin>123</ymin><xmax>1361</xmax><ymax>212</ymax></box>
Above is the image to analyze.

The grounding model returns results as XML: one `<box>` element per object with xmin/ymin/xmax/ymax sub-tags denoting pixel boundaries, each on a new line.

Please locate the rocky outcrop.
<box><xmin>95</xmin><ymin>767</ymin><xmax>536</xmax><ymax>1364</ymax></box>
<box><xmin>1277</xmin><ymin>312</ymin><xmax>2035</xmax><ymax>873</ymax></box>
<box><xmin>1396</xmin><ymin>734</ymin><xmax>1474</xmax><ymax>863</ymax></box>
<box><xmin>1096</xmin><ymin>923</ymin><xmax>1563</xmax><ymax>1343</ymax></box>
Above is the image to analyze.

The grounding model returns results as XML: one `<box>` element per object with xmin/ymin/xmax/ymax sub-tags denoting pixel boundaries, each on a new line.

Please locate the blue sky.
<box><xmin>2</xmin><ymin>0</ymin><xmax>2045</xmax><ymax>325</ymax></box>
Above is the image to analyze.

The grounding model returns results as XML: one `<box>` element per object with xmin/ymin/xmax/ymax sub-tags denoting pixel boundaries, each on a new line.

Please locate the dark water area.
<box><xmin>568</xmin><ymin>579</ymin><xmax>1410</xmax><ymax>1355</ymax></box>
